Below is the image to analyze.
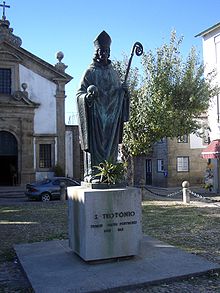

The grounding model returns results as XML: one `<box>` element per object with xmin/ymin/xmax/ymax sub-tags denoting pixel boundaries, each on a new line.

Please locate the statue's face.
<box><xmin>97</xmin><ymin>47</ymin><xmax>110</xmax><ymax>64</ymax></box>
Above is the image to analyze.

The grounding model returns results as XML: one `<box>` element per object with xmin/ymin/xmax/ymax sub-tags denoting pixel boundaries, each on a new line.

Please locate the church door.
<box><xmin>0</xmin><ymin>131</ymin><xmax>18</xmax><ymax>186</ymax></box>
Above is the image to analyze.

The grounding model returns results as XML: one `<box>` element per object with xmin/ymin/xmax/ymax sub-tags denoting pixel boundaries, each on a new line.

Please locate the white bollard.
<box><xmin>139</xmin><ymin>178</ymin><xmax>145</xmax><ymax>201</ymax></box>
<box><xmin>182</xmin><ymin>181</ymin><xmax>190</xmax><ymax>204</ymax></box>
<box><xmin>60</xmin><ymin>182</ymin><xmax>66</xmax><ymax>201</ymax></box>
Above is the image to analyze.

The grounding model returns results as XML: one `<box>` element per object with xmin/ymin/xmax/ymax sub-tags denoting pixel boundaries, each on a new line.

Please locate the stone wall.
<box><xmin>127</xmin><ymin>136</ymin><xmax>207</xmax><ymax>188</ymax></box>
<box><xmin>167</xmin><ymin>138</ymin><xmax>207</xmax><ymax>187</ymax></box>
<box><xmin>151</xmin><ymin>139</ymin><xmax>168</xmax><ymax>187</ymax></box>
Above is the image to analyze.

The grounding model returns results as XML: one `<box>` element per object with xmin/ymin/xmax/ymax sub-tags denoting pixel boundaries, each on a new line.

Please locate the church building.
<box><xmin>0</xmin><ymin>4</ymin><xmax>72</xmax><ymax>186</ymax></box>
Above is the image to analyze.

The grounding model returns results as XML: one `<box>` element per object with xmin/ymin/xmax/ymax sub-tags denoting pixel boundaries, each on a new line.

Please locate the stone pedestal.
<box><xmin>67</xmin><ymin>186</ymin><xmax>142</xmax><ymax>261</ymax></box>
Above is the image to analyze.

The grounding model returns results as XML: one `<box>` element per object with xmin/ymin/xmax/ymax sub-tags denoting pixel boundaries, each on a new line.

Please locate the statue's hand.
<box><xmin>86</xmin><ymin>85</ymin><xmax>99</xmax><ymax>102</ymax></box>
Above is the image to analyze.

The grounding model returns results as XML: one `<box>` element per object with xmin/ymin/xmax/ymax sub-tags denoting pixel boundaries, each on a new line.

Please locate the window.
<box><xmin>217</xmin><ymin>94</ymin><xmax>220</xmax><ymax>123</ymax></box>
<box><xmin>177</xmin><ymin>135</ymin><xmax>188</xmax><ymax>143</ymax></box>
<box><xmin>0</xmin><ymin>68</ymin><xmax>11</xmax><ymax>94</ymax></box>
<box><xmin>203</xmin><ymin>129</ymin><xmax>210</xmax><ymax>145</ymax></box>
<box><xmin>53</xmin><ymin>179</ymin><xmax>61</xmax><ymax>186</ymax></box>
<box><xmin>157</xmin><ymin>138</ymin><xmax>165</xmax><ymax>144</ymax></box>
<box><xmin>177</xmin><ymin>157</ymin><xmax>189</xmax><ymax>172</ymax></box>
<box><xmin>39</xmin><ymin>144</ymin><xmax>51</xmax><ymax>168</ymax></box>
<box><xmin>157</xmin><ymin>159</ymin><xmax>164</xmax><ymax>172</ymax></box>
<box><xmin>35</xmin><ymin>138</ymin><xmax>55</xmax><ymax>171</ymax></box>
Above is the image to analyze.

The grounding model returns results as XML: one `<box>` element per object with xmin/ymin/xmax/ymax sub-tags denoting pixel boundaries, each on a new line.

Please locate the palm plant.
<box><xmin>94</xmin><ymin>161</ymin><xmax>126</xmax><ymax>185</ymax></box>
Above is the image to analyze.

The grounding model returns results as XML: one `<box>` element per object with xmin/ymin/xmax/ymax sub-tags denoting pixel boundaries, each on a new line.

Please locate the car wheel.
<box><xmin>41</xmin><ymin>193</ymin><xmax>51</xmax><ymax>202</ymax></box>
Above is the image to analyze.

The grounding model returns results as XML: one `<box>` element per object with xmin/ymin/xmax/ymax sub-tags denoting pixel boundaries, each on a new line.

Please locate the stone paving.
<box><xmin>1</xmin><ymin>258</ymin><xmax>219</xmax><ymax>292</ymax></box>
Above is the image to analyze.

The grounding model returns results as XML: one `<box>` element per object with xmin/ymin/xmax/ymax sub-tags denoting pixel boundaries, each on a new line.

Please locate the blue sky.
<box><xmin>4</xmin><ymin>0</ymin><xmax>220</xmax><ymax>123</ymax></box>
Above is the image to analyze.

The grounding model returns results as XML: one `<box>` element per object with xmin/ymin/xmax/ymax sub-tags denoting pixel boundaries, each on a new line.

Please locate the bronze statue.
<box><xmin>77</xmin><ymin>31</ymin><xmax>130</xmax><ymax>182</ymax></box>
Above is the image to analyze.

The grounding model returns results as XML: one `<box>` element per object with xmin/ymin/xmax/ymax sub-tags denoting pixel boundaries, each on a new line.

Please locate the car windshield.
<box><xmin>53</xmin><ymin>180</ymin><xmax>61</xmax><ymax>186</ymax></box>
<box><xmin>66</xmin><ymin>179</ymin><xmax>78</xmax><ymax>186</ymax></box>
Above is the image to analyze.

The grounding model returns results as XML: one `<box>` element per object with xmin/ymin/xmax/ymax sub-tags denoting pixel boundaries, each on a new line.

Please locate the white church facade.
<box><xmin>0</xmin><ymin>10</ymin><xmax>73</xmax><ymax>185</ymax></box>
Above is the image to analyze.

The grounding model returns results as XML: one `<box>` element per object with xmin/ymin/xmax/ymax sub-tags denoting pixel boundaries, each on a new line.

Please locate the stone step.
<box><xmin>0</xmin><ymin>186</ymin><xmax>25</xmax><ymax>198</ymax></box>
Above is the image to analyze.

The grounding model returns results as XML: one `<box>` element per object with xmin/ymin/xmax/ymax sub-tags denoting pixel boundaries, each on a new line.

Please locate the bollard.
<box><xmin>60</xmin><ymin>182</ymin><xmax>66</xmax><ymax>201</ymax></box>
<box><xmin>139</xmin><ymin>178</ymin><xmax>145</xmax><ymax>201</ymax></box>
<box><xmin>182</xmin><ymin>181</ymin><xmax>190</xmax><ymax>204</ymax></box>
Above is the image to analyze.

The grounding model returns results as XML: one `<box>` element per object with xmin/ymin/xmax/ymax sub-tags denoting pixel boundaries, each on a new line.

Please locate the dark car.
<box><xmin>25</xmin><ymin>177</ymin><xmax>80</xmax><ymax>202</ymax></box>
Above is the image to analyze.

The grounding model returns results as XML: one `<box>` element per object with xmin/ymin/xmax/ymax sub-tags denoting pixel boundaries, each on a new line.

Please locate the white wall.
<box><xmin>203</xmin><ymin>28</ymin><xmax>220</xmax><ymax>141</ymax></box>
<box><xmin>19</xmin><ymin>64</ymin><xmax>57</xmax><ymax>134</ymax></box>
<box><xmin>36</xmin><ymin>171</ymin><xmax>54</xmax><ymax>181</ymax></box>
<box><xmin>202</xmin><ymin>26</ymin><xmax>220</xmax><ymax>193</ymax></box>
<box><xmin>65</xmin><ymin>130</ymin><xmax>73</xmax><ymax>177</ymax></box>
<box><xmin>189</xmin><ymin>133</ymin><xmax>205</xmax><ymax>149</ymax></box>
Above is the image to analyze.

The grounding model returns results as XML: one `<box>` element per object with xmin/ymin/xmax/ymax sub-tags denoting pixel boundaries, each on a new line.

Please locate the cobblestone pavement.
<box><xmin>0</xmin><ymin>188</ymin><xmax>219</xmax><ymax>292</ymax></box>
<box><xmin>0</xmin><ymin>260</ymin><xmax>32</xmax><ymax>292</ymax></box>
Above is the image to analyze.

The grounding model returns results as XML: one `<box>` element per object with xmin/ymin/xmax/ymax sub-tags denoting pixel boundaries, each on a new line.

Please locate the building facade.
<box><xmin>196</xmin><ymin>22</ymin><xmax>220</xmax><ymax>192</ymax></box>
<box><xmin>0</xmin><ymin>15</ymin><xmax>72</xmax><ymax>185</ymax></box>
<box><xmin>133</xmin><ymin>133</ymin><xmax>208</xmax><ymax>188</ymax></box>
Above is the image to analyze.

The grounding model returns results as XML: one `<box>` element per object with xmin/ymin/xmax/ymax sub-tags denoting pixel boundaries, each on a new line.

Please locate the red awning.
<box><xmin>201</xmin><ymin>139</ymin><xmax>220</xmax><ymax>159</ymax></box>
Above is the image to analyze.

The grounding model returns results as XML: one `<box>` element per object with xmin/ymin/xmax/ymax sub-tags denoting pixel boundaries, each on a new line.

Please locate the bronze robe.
<box><xmin>77</xmin><ymin>61</ymin><xmax>129</xmax><ymax>175</ymax></box>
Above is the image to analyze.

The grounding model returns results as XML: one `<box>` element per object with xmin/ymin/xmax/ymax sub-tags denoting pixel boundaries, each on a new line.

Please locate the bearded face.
<box><xmin>96</xmin><ymin>47</ymin><xmax>110</xmax><ymax>65</ymax></box>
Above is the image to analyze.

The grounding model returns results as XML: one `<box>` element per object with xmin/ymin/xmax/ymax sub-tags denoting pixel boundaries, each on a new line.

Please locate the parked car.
<box><xmin>25</xmin><ymin>177</ymin><xmax>80</xmax><ymax>202</ymax></box>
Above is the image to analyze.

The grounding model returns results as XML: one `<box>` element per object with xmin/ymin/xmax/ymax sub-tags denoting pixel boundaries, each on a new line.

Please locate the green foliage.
<box><xmin>203</xmin><ymin>182</ymin><xmax>213</xmax><ymax>191</ymax></box>
<box><xmin>53</xmin><ymin>164</ymin><xmax>65</xmax><ymax>177</ymax></box>
<box><xmin>94</xmin><ymin>160</ymin><xmax>126</xmax><ymax>185</ymax></box>
<box><xmin>114</xmin><ymin>31</ymin><xmax>219</xmax><ymax>156</ymax></box>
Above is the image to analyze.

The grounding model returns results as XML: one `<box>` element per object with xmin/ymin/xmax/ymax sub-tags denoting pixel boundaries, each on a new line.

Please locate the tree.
<box><xmin>114</xmin><ymin>31</ymin><xmax>218</xmax><ymax>157</ymax></box>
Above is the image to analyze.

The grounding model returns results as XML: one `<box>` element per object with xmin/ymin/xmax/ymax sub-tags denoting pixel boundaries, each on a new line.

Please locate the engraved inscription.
<box><xmin>90</xmin><ymin>210</ymin><xmax>138</xmax><ymax>233</ymax></box>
